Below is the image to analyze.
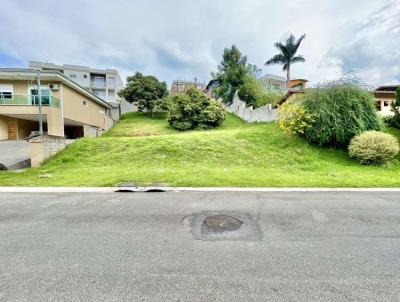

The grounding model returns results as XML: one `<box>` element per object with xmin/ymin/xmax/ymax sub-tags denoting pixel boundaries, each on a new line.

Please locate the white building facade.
<box><xmin>29</xmin><ymin>61</ymin><xmax>124</xmax><ymax>104</ymax></box>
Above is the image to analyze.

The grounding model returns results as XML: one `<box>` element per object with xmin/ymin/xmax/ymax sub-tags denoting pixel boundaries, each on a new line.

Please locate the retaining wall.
<box><xmin>29</xmin><ymin>135</ymin><xmax>66</xmax><ymax>167</ymax></box>
<box><xmin>224</xmin><ymin>94</ymin><xmax>278</xmax><ymax>123</ymax></box>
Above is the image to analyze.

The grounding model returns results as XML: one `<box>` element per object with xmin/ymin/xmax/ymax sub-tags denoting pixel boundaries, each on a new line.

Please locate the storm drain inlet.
<box><xmin>202</xmin><ymin>215</ymin><xmax>243</xmax><ymax>233</ymax></box>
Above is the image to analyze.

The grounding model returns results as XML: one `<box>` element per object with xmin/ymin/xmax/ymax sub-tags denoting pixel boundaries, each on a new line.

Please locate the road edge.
<box><xmin>0</xmin><ymin>187</ymin><xmax>400</xmax><ymax>193</ymax></box>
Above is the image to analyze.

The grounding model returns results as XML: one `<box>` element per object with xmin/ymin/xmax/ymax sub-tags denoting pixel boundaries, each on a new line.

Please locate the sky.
<box><xmin>0</xmin><ymin>0</ymin><xmax>399</xmax><ymax>88</ymax></box>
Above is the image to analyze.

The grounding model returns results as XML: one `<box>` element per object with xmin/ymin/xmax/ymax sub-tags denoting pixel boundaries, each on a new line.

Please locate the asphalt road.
<box><xmin>0</xmin><ymin>191</ymin><xmax>399</xmax><ymax>301</ymax></box>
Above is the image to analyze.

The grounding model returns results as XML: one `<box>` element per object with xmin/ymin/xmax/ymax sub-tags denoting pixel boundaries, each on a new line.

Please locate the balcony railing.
<box><xmin>91</xmin><ymin>80</ymin><xmax>106</xmax><ymax>88</ymax></box>
<box><xmin>0</xmin><ymin>95</ymin><xmax>61</xmax><ymax>109</ymax></box>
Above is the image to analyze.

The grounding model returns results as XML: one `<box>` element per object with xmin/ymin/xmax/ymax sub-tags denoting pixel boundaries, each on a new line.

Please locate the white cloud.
<box><xmin>0</xmin><ymin>0</ymin><xmax>397</xmax><ymax>87</ymax></box>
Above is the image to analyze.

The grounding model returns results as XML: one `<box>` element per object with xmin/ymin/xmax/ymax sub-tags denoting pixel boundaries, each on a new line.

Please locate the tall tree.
<box><xmin>265</xmin><ymin>34</ymin><xmax>306</xmax><ymax>89</ymax></box>
<box><xmin>118</xmin><ymin>72</ymin><xmax>168</xmax><ymax>117</ymax></box>
<box><xmin>213</xmin><ymin>45</ymin><xmax>251</xmax><ymax>104</ymax></box>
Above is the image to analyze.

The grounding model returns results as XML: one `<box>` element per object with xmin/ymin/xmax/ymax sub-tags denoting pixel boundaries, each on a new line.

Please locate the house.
<box><xmin>29</xmin><ymin>61</ymin><xmax>124</xmax><ymax>104</ymax></box>
<box><xmin>288</xmin><ymin>79</ymin><xmax>308</xmax><ymax>91</ymax></box>
<box><xmin>204</xmin><ymin>79</ymin><xmax>220</xmax><ymax>98</ymax></box>
<box><xmin>373</xmin><ymin>85</ymin><xmax>399</xmax><ymax>116</ymax></box>
<box><xmin>274</xmin><ymin>79</ymin><xmax>308</xmax><ymax>108</ymax></box>
<box><xmin>170</xmin><ymin>79</ymin><xmax>206</xmax><ymax>94</ymax></box>
<box><xmin>260</xmin><ymin>74</ymin><xmax>287</xmax><ymax>92</ymax></box>
<box><xmin>0</xmin><ymin>68</ymin><xmax>114</xmax><ymax>141</ymax></box>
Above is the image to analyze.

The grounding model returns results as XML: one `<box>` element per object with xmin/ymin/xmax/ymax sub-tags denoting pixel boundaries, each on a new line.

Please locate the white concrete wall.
<box><xmin>83</xmin><ymin>124</ymin><xmax>100</xmax><ymax>137</ymax></box>
<box><xmin>224</xmin><ymin>93</ymin><xmax>278</xmax><ymax>123</ymax></box>
<box><xmin>376</xmin><ymin>98</ymin><xmax>394</xmax><ymax>116</ymax></box>
<box><xmin>108</xmin><ymin>98</ymin><xmax>136</xmax><ymax>122</ymax></box>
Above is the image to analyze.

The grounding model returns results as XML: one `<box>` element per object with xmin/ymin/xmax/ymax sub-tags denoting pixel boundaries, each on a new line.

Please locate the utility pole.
<box><xmin>36</xmin><ymin>70</ymin><xmax>44</xmax><ymax>135</ymax></box>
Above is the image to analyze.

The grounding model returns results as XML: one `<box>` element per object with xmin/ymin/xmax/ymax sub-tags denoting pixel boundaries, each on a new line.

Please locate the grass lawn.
<box><xmin>0</xmin><ymin>112</ymin><xmax>399</xmax><ymax>187</ymax></box>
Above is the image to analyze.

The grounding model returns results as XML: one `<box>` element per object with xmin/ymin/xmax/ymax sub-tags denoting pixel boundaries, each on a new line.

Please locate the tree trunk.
<box><xmin>286</xmin><ymin>64</ymin><xmax>291</xmax><ymax>90</ymax></box>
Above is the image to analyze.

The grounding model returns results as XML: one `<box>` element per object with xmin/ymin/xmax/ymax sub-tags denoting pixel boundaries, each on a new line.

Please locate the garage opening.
<box><xmin>64</xmin><ymin>126</ymin><xmax>84</xmax><ymax>139</ymax></box>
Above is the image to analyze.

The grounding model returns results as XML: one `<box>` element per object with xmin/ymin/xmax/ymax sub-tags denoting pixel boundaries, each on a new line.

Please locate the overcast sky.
<box><xmin>0</xmin><ymin>0</ymin><xmax>399</xmax><ymax>87</ymax></box>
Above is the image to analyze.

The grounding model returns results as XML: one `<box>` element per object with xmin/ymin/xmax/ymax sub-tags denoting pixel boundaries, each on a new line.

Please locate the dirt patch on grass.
<box><xmin>129</xmin><ymin>129</ymin><xmax>161</xmax><ymax>137</ymax></box>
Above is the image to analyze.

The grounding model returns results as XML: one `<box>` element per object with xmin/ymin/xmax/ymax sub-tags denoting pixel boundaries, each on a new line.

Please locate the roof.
<box><xmin>374</xmin><ymin>85</ymin><xmax>399</xmax><ymax>93</ymax></box>
<box><xmin>205</xmin><ymin>79</ymin><xmax>220</xmax><ymax>90</ymax></box>
<box><xmin>0</xmin><ymin>68</ymin><xmax>112</xmax><ymax>109</ymax></box>
<box><xmin>262</xmin><ymin>74</ymin><xmax>286</xmax><ymax>82</ymax></box>
<box><xmin>290</xmin><ymin>79</ymin><xmax>309</xmax><ymax>83</ymax></box>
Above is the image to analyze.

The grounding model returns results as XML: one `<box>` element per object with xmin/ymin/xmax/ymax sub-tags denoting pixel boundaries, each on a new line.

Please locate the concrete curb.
<box><xmin>0</xmin><ymin>187</ymin><xmax>400</xmax><ymax>193</ymax></box>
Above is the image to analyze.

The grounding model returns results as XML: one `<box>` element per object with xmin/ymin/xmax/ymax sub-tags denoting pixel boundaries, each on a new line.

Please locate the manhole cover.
<box><xmin>203</xmin><ymin>215</ymin><xmax>243</xmax><ymax>233</ymax></box>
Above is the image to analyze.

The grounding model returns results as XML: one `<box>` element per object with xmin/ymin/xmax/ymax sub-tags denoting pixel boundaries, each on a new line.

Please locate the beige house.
<box><xmin>373</xmin><ymin>85</ymin><xmax>399</xmax><ymax>116</ymax></box>
<box><xmin>0</xmin><ymin>68</ymin><xmax>114</xmax><ymax>141</ymax></box>
<box><xmin>29</xmin><ymin>61</ymin><xmax>125</xmax><ymax>104</ymax></box>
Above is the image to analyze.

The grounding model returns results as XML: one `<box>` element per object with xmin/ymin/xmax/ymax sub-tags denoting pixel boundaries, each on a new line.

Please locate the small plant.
<box><xmin>382</xmin><ymin>115</ymin><xmax>395</xmax><ymax>127</ymax></box>
<box><xmin>278</xmin><ymin>95</ymin><xmax>314</xmax><ymax>135</ymax></box>
<box><xmin>167</xmin><ymin>88</ymin><xmax>226</xmax><ymax>131</ymax></box>
<box><xmin>348</xmin><ymin>131</ymin><xmax>399</xmax><ymax>165</ymax></box>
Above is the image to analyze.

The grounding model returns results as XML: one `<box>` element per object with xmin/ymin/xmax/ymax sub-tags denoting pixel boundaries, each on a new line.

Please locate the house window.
<box><xmin>107</xmin><ymin>90</ymin><xmax>115</xmax><ymax>101</ymax></box>
<box><xmin>82</xmin><ymin>100</ymin><xmax>88</xmax><ymax>107</ymax></box>
<box><xmin>93</xmin><ymin>89</ymin><xmax>106</xmax><ymax>99</ymax></box>
<box><xmin>69</xmin><ymin>74</ymin><xmax>77</xmax><ymax>79</ymax></box>
<box><xmin>30</xmin><ymin>87</ymin><xmax>51</xmax><ymax>105</ymax></box>
<box><xmin>0</xmin><ymin>85</ymin><xmax>13</xmax><ymax>99</ymax></box>
<box><xmin>376</xmin><ymin>101</ymin><xmax>382</xmax><ymax>111</ymax></box>
<box><xmin>107</xmin><ymin>76</ymin><xmax>116</xmax><ymax>88</ymax></box>
<box><xmin>83</xmin><ymin>75</ymin><xmax>88</xmax><ymax>79</ymax></box>
<box><xmin>94</xmin><ymin>76</ymin><xmax>106</xmax><ymax>87</ymax></box>
<box><xmin>384</xmin><ymin>101</ymin><xmax>390</xmax><ymax>107</ymax></box>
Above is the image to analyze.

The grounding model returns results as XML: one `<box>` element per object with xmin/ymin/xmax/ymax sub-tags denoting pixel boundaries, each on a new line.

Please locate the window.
<box><xmin>107</xmin><ymin>76</ymin><xmax>116</xmax><ymax>88</ymax></box>
<box><xmin>108</xmin><ymin>90</ymin><xmax>115</xmax><ymax>101</ymax></box>
<box><xmin>0</xmin><ymin>84</ymin><xmax>13</xmax><ymax>99</ymax></box>
<box><xmin>93</xmin><ymin>89</ymin><xmax>106</xmax><ymax>99</ymax></box>
<box><xmin>94</xmin><ymin>76</ymin><xmax>106</xmax><ymax>87</ymax></box>
<box><xmin>69</xmin><ymin>74</ymin><xmax>77</xmax><ymax>79</ymax></box>
<box><xmin>82</xmin><ymin>100</ymin><xmax>88</xmax><ymax>107</ymax></box>
<box><xmin>376</xmin><ymin>101</ymin><xmax>382</xmax><ymax>111</ymax></box>
<box><xmin>83</xmin><ymin>74</ymin><xmax>88</xmax><ymax>79</ymax></box>
<box><xmin>384</xmin><ymin>101</ymin><xmax>390</xmax><ymax>107</ymax></box>
<box><xmin>30</xmin><ymin>87</ymin><xmax>51</xmax><ymax>105</ymax></box>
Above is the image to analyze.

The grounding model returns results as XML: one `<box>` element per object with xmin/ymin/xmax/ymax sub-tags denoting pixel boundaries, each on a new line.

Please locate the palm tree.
<box><xmin>265</xmin><ymin>34</ymin><xmax>306</xmax><ymax>89</ymax></box>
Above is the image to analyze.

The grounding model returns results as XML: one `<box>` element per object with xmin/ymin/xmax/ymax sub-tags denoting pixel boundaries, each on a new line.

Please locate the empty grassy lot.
<box><xmin>0</xmin><ymin>112</ymin><xmax>399</xmax><ymax>187</ymax></box>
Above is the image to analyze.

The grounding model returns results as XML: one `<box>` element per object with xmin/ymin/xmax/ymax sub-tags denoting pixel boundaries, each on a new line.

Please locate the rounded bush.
<box><xmin>167</xmin><ymin>88</ymin><xmax>226</xmax><ymax>131</ymax></box>
<box><xmin>302</xmin><ymin>82</ymin><xmax>381</xmax><ymax>146</ymax></box>
<box><xmin>348</xmin><ymin>131</ymin><xmax>399</xmax><ymax>165</ymax></box>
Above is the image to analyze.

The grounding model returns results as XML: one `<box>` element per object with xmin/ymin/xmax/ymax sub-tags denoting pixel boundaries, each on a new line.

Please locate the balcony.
<box><xmin>91</xmin><ymin>76</ymin><xmax>107</xmax><ymax>89</ymax></box>
<box><xmin>0</xmin><ymin>95</ymin><xmax>61</xmax><ymax>109</ymax></box>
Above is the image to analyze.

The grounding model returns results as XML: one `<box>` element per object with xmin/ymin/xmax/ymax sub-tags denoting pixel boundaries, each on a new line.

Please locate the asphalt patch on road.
<box><xmin>183</xmin><ymin>211</ymin><xmax>263</xmax><ymax>242</ymax></box>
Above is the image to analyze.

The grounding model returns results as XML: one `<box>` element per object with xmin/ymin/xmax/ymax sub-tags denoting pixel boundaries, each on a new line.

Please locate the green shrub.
<box><xmin>348</xmin><ymin>131</ymin><xmax>399</xmax><ymax>165</ymax></box>
<box><xmin>382</xmin><ymin>115</ymin><xmax>395</xmax><ymax>127</ymax></box>
<box><xmin>302</xmin><ymin>82</ymin><xmax>381</xmax><ymax>146</ymax></box>
<box><xmin>278</xmin><ymin>95</ymin><xmax>314</xmax><ymax>135</ymax></box>
<box><xmin>238</xmin><ymin>75</ymin><xmax>282</xmax><ymax>108</ymax></box>
<box><xmin>167</xmin><ymin>88</ymin><xmax>226</xmax><ymax>131</ymax></box>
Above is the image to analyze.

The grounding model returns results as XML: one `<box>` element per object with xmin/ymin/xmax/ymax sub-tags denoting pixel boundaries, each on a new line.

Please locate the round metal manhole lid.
<box><xmin>203</xmin><ymin>215</ymin><xmax>243</xmax><ymax>233</ymax></box>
